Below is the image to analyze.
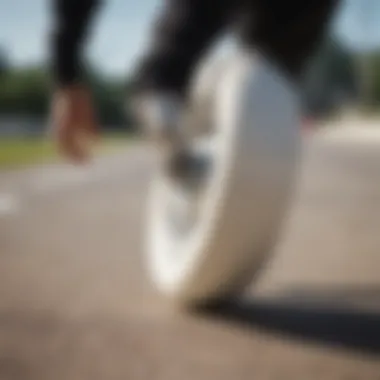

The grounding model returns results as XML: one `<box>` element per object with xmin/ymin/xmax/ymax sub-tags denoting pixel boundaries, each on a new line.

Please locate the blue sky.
<box><xmin>0</xmin><ymin>0</ymin><xmax>380</xmax><ymax>75</ymax></box>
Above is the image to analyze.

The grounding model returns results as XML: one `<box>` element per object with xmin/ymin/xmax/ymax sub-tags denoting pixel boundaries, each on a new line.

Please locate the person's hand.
<box><xmin>50</xmin><ymin>84</ymin><xmax>98</xmax><ymax>164</ymax></box>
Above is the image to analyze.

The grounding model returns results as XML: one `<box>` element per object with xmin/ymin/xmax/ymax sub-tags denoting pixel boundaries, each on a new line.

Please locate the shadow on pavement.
<box><xmin>197</xmin><ymin>286</ymin><xmax>380</xmax><ymax>356</ymax></box>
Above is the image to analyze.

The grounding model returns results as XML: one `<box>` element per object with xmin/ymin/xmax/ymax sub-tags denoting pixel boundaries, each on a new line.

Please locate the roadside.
<box><xmin>0</xmin><ymin>134</ymin><xmax>135</xmax><ymax>170</ymax></box>
<box><xmin>317</xmin><ymin>116</ymin><xmax>380</xmax><ymax>143</ymax></box>
<box><xmin>1</xmin><ymin>116</ymin><xmax>379</xmax><ymax>171</ymax></box>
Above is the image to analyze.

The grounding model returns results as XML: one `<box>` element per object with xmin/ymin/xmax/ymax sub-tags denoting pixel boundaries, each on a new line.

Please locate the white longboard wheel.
<box><xmin>145</xmin><ymin>51</ymin><xmax>301</xmax><ymax>306</ymax></box>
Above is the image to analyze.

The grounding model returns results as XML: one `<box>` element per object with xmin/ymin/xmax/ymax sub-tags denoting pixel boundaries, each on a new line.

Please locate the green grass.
<box><xmin>0</xmin><ymin>134</ymin><xmax>134</xmax><ymax>169</ymax></box>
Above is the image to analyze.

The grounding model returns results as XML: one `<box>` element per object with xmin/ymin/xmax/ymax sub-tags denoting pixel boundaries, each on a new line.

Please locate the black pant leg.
<box><xmin>133</xmin><ymin>0</ymin><xmax>236</xmax><ymax>95</ymax></box>
<box><xmin>50</xmin><ymin>0</ymin><xmax>101</xmax><ymax>86</ymax></box>
<box><xmin>235</xmin><ymin>0</ymin><xmax>340</xmax><ymax>83</ymax></box>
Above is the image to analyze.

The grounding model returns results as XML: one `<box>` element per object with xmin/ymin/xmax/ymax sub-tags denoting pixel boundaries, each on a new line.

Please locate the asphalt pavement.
<box><xmin>0</xmin><ymin>131</ymin><xmax>379</xmax><ymax>380</ymax></box>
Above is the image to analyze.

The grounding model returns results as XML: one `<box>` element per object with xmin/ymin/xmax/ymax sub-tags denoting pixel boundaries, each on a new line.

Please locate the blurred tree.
<box><xmin>86</xmin><ymin>65</ymin><xmax>134</xmax><ymax>130</ymax></box>
<box><xmin>0</xmin><ymin>62</ymin><xmax>136</xmax><ymax>132</ymax></box>
<box><xmin>0</xmin><ymin>47</ymin><xmax>10</xmax><ymax>78</ymax></box>
<box><xmin>301</xmin><ymin>36</ymin><xmax>358</xmax><ymax>118</ymax></box>
<box><xmin>0</xmin><ymin>66</ymin><xmax>50</xmax><ymax>115</ymax></box>
<box><xmin>368</xmin><ymin>52</ymin><xmax>380</xmax><ymax>107</ymax></box>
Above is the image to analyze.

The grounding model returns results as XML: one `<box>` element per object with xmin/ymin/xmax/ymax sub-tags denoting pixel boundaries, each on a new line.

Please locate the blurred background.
<box><xmin>0</xmin><ymin>0</ymin><xmax>380</xmax><ymax>147</ymax></box>
<box><xmin>0</xmin><ymin>1</ymin><xmax>380</xmax><ymax>379</ymax></box>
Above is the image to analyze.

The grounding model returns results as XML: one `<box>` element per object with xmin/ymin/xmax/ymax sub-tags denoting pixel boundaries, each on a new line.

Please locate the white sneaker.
<box><xmin>133</xmin><ymin>92</ymin><xmax>185</xmax><ymax>149</ymax></box>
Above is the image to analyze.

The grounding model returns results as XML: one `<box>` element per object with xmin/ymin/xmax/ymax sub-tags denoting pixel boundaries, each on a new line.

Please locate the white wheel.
<box><xmin>145</xmin><ymin>50</ymin><xmax>301</xmax><ymax>306</ymax></box>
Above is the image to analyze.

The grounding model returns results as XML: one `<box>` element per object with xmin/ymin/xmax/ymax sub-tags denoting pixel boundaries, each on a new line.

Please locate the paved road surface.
<box><xmin>0</xmin><ymin>134</ymin><xmax>379</xmax><ymax>379</ymax></box>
